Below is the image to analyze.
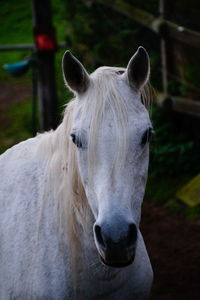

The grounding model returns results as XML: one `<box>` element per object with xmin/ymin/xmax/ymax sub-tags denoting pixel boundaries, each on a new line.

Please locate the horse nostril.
<box><xmin>127</xmin><ymin>223</ymin><xmax>137</xmax><ymax>247</ymax></box>
<box><xmin>94</xmin><ymin>222</ymin><xmax>137</xmax><ymax>250</ymax></box>
<box><xmin>94</xmin><ymin>224</ymin><xmax>105</xmax><ymax>249</ymax></box>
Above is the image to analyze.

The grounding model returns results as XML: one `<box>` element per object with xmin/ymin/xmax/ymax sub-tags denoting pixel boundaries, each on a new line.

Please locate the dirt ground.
<box><xmin>0</xmin><ymin>82</ymin><xmax>31</xmax><ymax>129</ymax></box>
<box><xmin>141</xmin><ymin>203</ymin><xmax>200</xmax><ymax>300</ymax></box>
<box><xmin>0</xmin><ymin>82</ymin><xmax>31</xmax><ymax>108</ymax></box>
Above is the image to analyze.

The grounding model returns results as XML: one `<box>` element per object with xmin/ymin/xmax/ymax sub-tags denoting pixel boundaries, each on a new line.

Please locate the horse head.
<box><xmin>62</xmin><ymin>47</ymin><xmax>152</xmax><ymax>268</ymax></box>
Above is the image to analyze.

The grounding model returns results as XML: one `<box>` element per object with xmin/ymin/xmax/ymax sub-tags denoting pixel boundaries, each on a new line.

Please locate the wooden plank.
<box><xmin>157</xmin><ymin>93</ymin><xmax>200</xmax><ymax>118</ymax></box>
<box><xmin>163</xmin><ymin>20</ymin><xmax>200</xmax><ymax>48</ymax></box>
<box><xmin>0</xmin><ymin>42</ymin><xmax>67</xmax><ymax>52</ymax></box>
<box><xmin>169</xmin><ymin>97</ymin><xmax>200</xmax><ymax>118</ymax></box>
<box><xmin>159</xmin><ymin>0</ymin><xmax>170</xmax><ymax>95</ymax></box>
<box><xmin>91</xmin><ymin>0</ymin><xmax>200</xmax><ymax>48</ymax></box>
<box><xmin>0</xmin><ymin>44</ymin><xmax>34</xmax><ymax>51</ymax></box>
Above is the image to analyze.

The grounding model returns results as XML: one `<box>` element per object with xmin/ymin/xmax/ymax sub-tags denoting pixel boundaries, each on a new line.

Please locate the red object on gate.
<box><xmin>35</xmin><ymin>33</ymin><xmax>57</xmax><ymax>51</ymax></box>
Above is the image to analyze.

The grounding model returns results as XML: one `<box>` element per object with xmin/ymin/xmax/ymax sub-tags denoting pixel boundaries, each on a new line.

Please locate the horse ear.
<box><xmin>125</xmin><ymin>46</ymin><xmax>150</xmax><ymax>90</ymax></box>
<box><xmin>62</xmin><ymin>51</ymin><xmax>90</xmax><ymax>94</ymax></box>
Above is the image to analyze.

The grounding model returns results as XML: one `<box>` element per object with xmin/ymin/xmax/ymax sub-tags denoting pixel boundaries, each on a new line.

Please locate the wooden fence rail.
<box><xmin>93</xmin><ymin>0</ymin><xmax>200</xmax><ymax>48</ymax></box>
<box><xmin>0</xmin><ymin>44</ymin><xmax>34</xmax><ymax>51</ymax></box>
<box><xmin>0</xmin><ymin>42</ymin><xmax>66</xmax><ymax>51</ymax></box>
<box><xmin>89</xmin><ymin>0</ymin><xmax>200</xmax><ymax>119</ymax></box>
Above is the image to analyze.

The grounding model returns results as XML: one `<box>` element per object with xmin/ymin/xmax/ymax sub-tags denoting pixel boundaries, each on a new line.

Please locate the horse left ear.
<box><xmin>62</xmin><ymin>50</ymin><xmax>90</xmax><ymax>94</ymax></box>
<box><xmin>125</xmin><ymin>46</ymin><xmax>150</xmax><ymax>90</ymax></box>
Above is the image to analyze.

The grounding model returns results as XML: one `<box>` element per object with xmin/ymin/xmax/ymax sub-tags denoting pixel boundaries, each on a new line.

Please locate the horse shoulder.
<box><xmin>0</xmin><ymin>137</ymin><xmax>46</xmax><ymax>210</ymax></box>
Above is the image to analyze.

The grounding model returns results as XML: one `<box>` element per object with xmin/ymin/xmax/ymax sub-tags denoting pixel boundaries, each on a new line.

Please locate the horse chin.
<box><xmin>98</xmin><ymin>252</ymin><xmax>135</xmax><ymax>268</ymax></box>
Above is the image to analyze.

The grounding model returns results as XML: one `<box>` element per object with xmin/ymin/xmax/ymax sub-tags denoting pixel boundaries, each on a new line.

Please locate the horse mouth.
<box><xmin>98</xmin><ymin>249</ymin><xmax>135</xmax><ymax>268</ymax></box>
<box><xmin>99</xmin><ymin>255</ymin><xmax>134</xmax><ymax>268</ymax></box>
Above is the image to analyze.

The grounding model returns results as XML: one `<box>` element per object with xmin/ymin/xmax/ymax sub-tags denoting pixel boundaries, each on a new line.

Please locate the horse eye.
<box><xmin>141</xmin><ymin>127</ymin><xmax>154</xmax><ymax>146</ymax></box>
<box><xmin>70</xmin><ymin>133</ymin><xmax>82</xmax><ymax>148</ymax></box>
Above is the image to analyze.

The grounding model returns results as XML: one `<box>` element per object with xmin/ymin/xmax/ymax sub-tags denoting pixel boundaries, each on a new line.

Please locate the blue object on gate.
<box><xmin>3</xmin><ymin>58</ymin><xmax>33</xmax><ymax>77</ymax></box>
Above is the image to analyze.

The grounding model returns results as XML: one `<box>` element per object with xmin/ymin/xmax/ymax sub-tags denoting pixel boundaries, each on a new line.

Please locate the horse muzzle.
<box><xmin>93</xmin><ymin>222</ymin><xmax>138</xmax><ymax>268</ymax></box>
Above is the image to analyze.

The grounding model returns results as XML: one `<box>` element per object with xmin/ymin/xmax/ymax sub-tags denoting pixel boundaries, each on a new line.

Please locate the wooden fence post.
<box><xmin>159</xmin><ymin>0</ymin><xmax>172</xmax><ymax>96</ymax></box>
<box><xmin>32</xmin><ymin>0</ymin><xmax>58</xmax><ymax>131</ymax></box>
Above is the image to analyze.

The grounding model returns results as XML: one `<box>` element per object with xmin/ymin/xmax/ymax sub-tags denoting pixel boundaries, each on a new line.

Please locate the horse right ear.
<box><xmin>125</xmin><ymin>46</ymin><xmax>150</xmax><ymax>91</ymax></box>
<box><xmin>62</xmin><ymin>51</ymin><xmax>90</xmax><ymax>94</ymax></box>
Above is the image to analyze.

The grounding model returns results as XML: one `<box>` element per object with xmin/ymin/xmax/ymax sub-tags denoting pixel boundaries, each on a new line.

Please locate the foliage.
<box><xmin>149</xmin><ymin>106</ymin><xmax>200</xmax><ymax>178</ymax></box>
<box><xmin>125</xmin><ymin>0</ymin><xmax>158</xmax><ymax>14</ymax></box>
<box><xmin>146</xmin><ymin>105</ymin><xmax>200</xmax><ymax>218</ymax></box>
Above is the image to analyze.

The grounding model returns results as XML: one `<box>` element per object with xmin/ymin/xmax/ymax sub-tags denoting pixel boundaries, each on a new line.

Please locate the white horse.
<box><xmin>0</xmin><ymin>47</ymin><xmax>153</xmax><ymax>299</ymax></box>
